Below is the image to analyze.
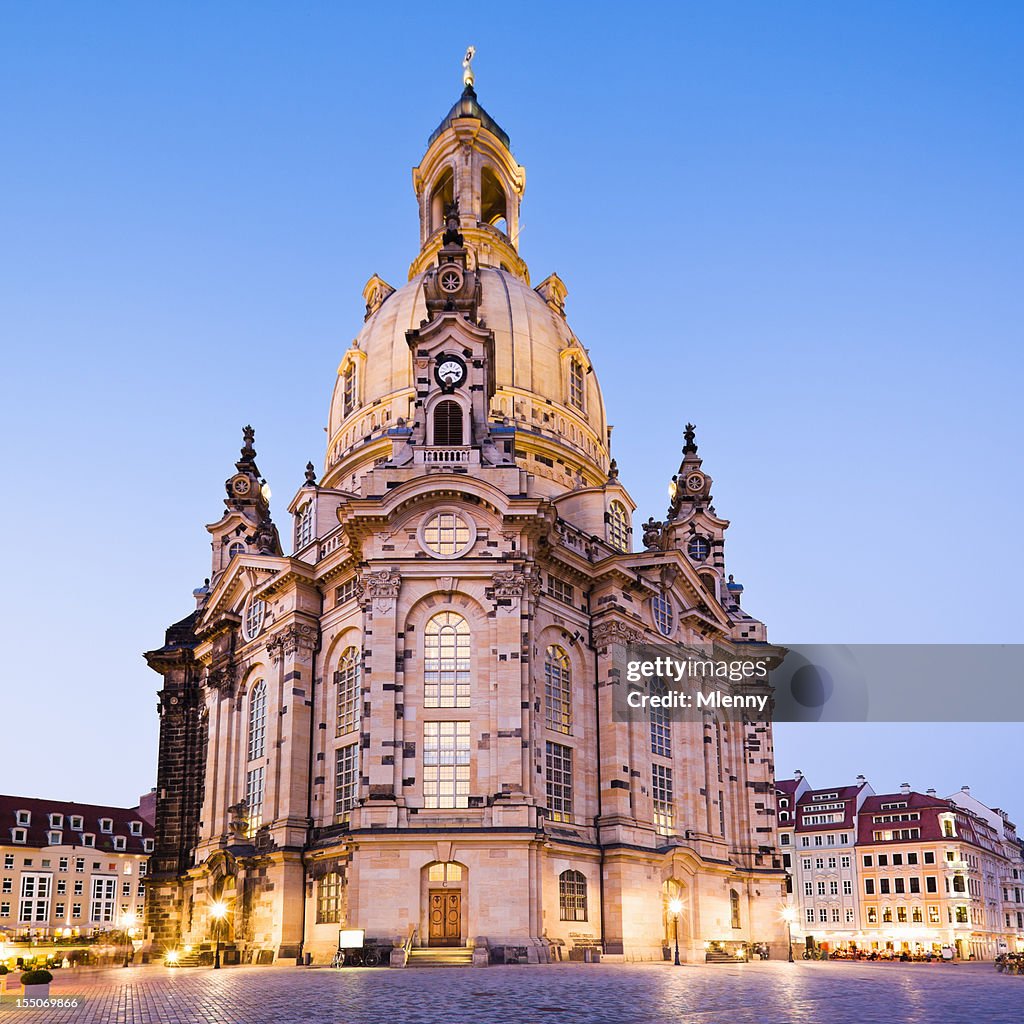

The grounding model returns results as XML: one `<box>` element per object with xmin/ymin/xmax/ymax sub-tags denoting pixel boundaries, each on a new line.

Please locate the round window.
<box><xmin>244</xmin><ymin>597</ymin><xmax>265</xmax><ymax>641</ymax></box>
<box><xmin>439</xmin><ymin>267</ymin><xmax>463</xmax><ymax>293</ymax></box>
<box><xmin>687</xmin><ymin>537</ymin><xmax>710</xmax><ymax>562</ymax></box>
<box><xmin>420</xmin><ymin>511</ymin><xmax>475</xmax><ymax>558</ymax></box>
<box><xmin>651</xmin><ymin>594</ymin><xmax>674</xmax><ymax>637</ymax></box>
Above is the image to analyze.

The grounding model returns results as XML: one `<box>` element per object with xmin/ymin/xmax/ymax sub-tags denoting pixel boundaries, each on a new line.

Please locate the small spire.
<box><xmin>607</xmin><ymin>458</ymin><xmax>619</xmax><ymax>482</ymax></box>
<box><xmin>683</xmin><ymin>423</ymin><xmax>697</xmax><ymax>454</ymax></box>
<box><xmin>304</xmin><ymin>461</ymin><xmax>317</xmax><ymax>487</ymax></box>
<box><xmin>442</xmin><ymin>199</ymin><xmax>464</xmax><ymax>248</ymax></box>
<box><xmin>462</xmin><ymin>45</ymin><xmax>476</xmax><ymax>88</ymax></box>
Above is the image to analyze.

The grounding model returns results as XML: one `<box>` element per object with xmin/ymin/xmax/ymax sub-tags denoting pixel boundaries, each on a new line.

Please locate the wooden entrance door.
<box><xmin>428</xmin><ymin>890</ymin><xmax>461</xmax><ymax>946</ymax></box>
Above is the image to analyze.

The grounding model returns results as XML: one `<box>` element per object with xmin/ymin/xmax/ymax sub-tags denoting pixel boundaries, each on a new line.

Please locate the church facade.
<box><xmin>144</xmin><ymin>73</ymin><xmax>787</xmax><ymax>965</ymax></box>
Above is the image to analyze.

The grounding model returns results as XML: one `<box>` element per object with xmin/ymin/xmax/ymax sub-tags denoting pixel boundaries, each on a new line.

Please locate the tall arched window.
<box><xmin>559</xmin><ymin>870</ymin><xmax>588</xmax><ymax>921</ymax></box>
<box><xmin>730</xmin><ymin>888</ymin><xmax>741</xmax><ymax>929</ymax></box>
<box><xmin>424</xmin><ymin>612</ymin><xmax>471</xmax><ymax>707</ymax></box>
<box><xmin>608</xmin><ymin>501</ymin><xmax>630</xmax><ymax>552</ymax></box>
<box><xmin>543</xmin><ymin>645</ymin><xmax>572</xmax><ymax>735</ymax></box>
<box><xmin>246</xmin><ymin>680</ymin><xmax>267</xmax><ymax>836</ymax></box>
<box><xmin>296</xmin><ymin>501</ymin><xmax>314</xmax><ymax>549</ymax></box>
<box><xmin>248</xmin><ymin>681</ymin><xmax>266</xmax><ymax>761</ymax></box>
<box><xmin>335</xmin><ymin>646</ymin><xmax>361</xmax><ymax>736</ymax></box>
<box><xmin>433</xmin><ymin>401</ymin><xmax>464</xmax><ymax>446</ymax></box>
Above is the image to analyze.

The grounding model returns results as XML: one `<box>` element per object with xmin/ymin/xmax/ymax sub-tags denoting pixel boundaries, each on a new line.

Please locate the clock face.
<box><xmin>686</xmin><ymin>472</ymin><xmax>705</xmax><ymax>492</ymax></box>
<box><xmin>232</xmin><ymin>476</ymin><xmax>251</xmax><ymax>496</ymax></box>
<box><xmin>435</xmin><ymin>355</ymin><xmax>467</xmax><ymax>389</ymax></box>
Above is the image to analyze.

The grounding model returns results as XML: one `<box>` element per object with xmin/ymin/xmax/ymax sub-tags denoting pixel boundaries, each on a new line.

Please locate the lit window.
<box><xmin>296</xmin><ymin>502</ymin><xmax>314</xmax><ymax>549</ymax></box>
<box><xmin>422</xmin><ymin>512</ymin><xmax>472</xmax><ymax>557</ymax></box>
<box><xmin>248</xmin><ymin>681</ymin><xmax>267</xmax><ymax>761</ymax></box>
<box><xmin>568</xmin><ymin>358</ymin><xmax>585</xmax><ymax>410</ymax></box>
<box><xmin>545</xmin><ymin>742</ymin><xmax>573</xmax><ymax>823</ymax></box>
<box><xmin>423</xmin><ymin>721</ymin><xmax>471</xmax><ymax>809</ymax></box>
<box><xmin>730</xmin><ymin>889</ymin><xmax>741</xmax><ymax>929</ymax></box>
<box><xmin>20</xmin><ymin>874</ymin><xmax>51</xmax><ymax>923</ymax></box>
<box><xmin>608</xmin><ymin>501</ymin><xmax>630</xmax><ymax>553</ymax></box>
<box><xmin>334</xmin><ymin>744</ymin><xmax>359</xmax><ymax>822</ymax></box>
<box><xmin>335</xmin><ymin>647</ymin><xmax>361</xmax><ymax>736</ymax></box>
<box><xmin>244</xmin><ymin>598</ymin><xmax>265</xmax><ymax>641</ymax></box>
<box><xmin>652</xmin><ymin>764</ymin><xmax>674</xmax><ymax>835</ymax></box>
<box><xmin>424</xmin><ymin>612</ymin><xmax>471</xmax><ymax>708</ymax></box>
<box><xmin>89</xmin><ymin>877</ymin><xmax>115</xmax><ymax>924</ymax></box>
<box><xmin>687</xmin><ymin>537</ymin><xmax>710</xmax><ymax>562</ymax></box>
<box><xmin>559</xmin><ymin>870</ymin><xmax>587</xmax><ymax>922</ymax></box>
<box><xmin>543</xmin><ymin>645</ymin><xmax>572</xmax><ymax>735</ymax></box>
<box><xmin>428</xmin><ymin>862</ymin><xmax>462</xmax><ymax>883</ymax></box>
<box><xmin>651</xmin><ymin>593</ymin><xmax>673</xmax><ymax>637</ymax></box>
<box><xmin>317</xmin><ymin>872</ymin><xmax>343</xmax><ymax>924</ymax></box>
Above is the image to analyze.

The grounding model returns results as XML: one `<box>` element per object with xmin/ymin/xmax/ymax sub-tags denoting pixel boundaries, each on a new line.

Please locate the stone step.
<box><xmin>407</xmin><ymin>947</ymin><xmax>474</xmax><ymax>968</ymax></box>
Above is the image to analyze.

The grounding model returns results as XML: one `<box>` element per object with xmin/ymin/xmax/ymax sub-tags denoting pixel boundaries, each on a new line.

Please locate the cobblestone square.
<box><xmin>0</xmin><ymin>961</ymin><xmax>1018</xmax><ymax>1024</ymax></box>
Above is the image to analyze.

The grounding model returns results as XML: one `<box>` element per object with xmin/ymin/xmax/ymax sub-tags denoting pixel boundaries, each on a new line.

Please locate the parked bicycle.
<box><xmin>330</xmin><ymin>948</ymin><xmax>380</xmax><ymax>968</ymax></box>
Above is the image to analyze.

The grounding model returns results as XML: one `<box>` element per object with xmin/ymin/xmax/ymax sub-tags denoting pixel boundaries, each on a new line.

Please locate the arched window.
<box><xmin>687</xmin><ymin>536</ymin><xmax>710</xmax><ymax>562</ymax></box>
<box><xmin>543</xmin><ymin>645</ymin><xmax>572</xmax><ymax>735</ymax></box>
<box><xmin>228</xmin><ymin>541</ymin><xmax>245</xmax><ymax>559</ymax></box>
<box><xmin>559</xmin><ymin>870</ymin><xmax>588</xmax><ymax>922</ymax></box>
<box><xmin>953</xmin><ymin>874</ymin><xmax>966</xmax><ymax>893</ymax></box>
<box><xmin>433</xmin><ymin>401</ymin><xmax>464</xmax><ymax>446</ymax></box>
<box><xmin>699</xmin><ymin>572</ymin><xmax>717</xmax><ymax>600</ymax></box>
<box><xmin>248</xmin><ymin>680</ymin><xmax>266</xmax><ymax>761</ymax></box>
<box><xmin>296</xmin><ymin>502</ymin><xmax>314</xmax><ymax>549</ymax></box>
<box><xmin>730</xmin><ymin>888</ymin><xmax>741</xmax><ymax>929</ymax></box>
<box><xmin>608</xmin><ymin>501</ymin><xmax>630</xmax><ymax>553</ymax></box>
<box><xmin>430</xmin><ymin>168</ymin><xmax>454</xmax><ymax>234</ymax></box>
<box><xmin>424</xmin><ymin>612</ymin><xmax>471</xmax><ymax>707</ymax></box>
<box><xmin>651</xmin><ymin>593</ymin><xmax>674</xmax><ymax>636</ymax></box>
<box><xmin>568</xmin><ymin>358</ymin><xmax>585</xmax><ymax>410</ymax></box>
<box><xmin>244</xmin><ymin>598</ymin><xmax>265</xmax><ymax>641</ymax></box>
<box><xmin>335</xmin><ymin>647</ymin><xmax>361</xmax><ymax>736</ymax></box>
<box><xmin>342</xmin><ymin>361</ymin><xmax>357</xmax><ymax>417</ymax></box>
<box><xmin>480</xmin><ymin>166</ymin><xmax>507</xmax><ymax>233</ymax></box>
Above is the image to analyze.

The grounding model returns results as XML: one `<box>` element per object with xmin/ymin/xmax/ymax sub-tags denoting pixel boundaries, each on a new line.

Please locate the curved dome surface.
<box><xmin>325</xmin><ymin>268</ymin><xmax>608</xmax><ymax>487</ymax></box>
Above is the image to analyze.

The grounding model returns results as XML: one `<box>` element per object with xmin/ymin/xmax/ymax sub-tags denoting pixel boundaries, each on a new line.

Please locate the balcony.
<box><xmin>414</xmin><ymin>446</ymin><xmax>480</xmax><ymax>466</ymax></box>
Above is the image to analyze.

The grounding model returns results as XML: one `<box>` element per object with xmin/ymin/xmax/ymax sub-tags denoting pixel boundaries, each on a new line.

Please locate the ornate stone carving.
<box><xmin>642</xmin><ymin>517</ymin><xmax>663</xmax><ymax>551</ymax></box>
<box><xmin>206</xmin><ymin>663</ymin><xmax>238</xmax><ymax>696</ymax></box>
<box><xmin>361</xmin><ymin>568</ymin><xmax>401</xmax><ymax>612</ymax></box>
<box><xmin>265</xmin><ymin>624</ymin><xmax>319</xmax><ymax>663</ymax></box>
<box><xmin>492</xmin><ymin>570</ymin><xmax>543</xmax><ymax>600</ymax></box>
<box><xmin>592</xmin><ymin>621</ymin><xmax>644</xmax><ymax>649</ymax></box>
<box><xmin>437</xmin><ymin>576</ymin><xmax>455</xmax><ymax>594</ymax></box>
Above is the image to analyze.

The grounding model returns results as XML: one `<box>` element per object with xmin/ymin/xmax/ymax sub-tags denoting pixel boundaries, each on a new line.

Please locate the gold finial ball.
<box><xmin>463</xmin><ymin>46</ymin><xmax>476</xmax><ymax>87</ymax></box>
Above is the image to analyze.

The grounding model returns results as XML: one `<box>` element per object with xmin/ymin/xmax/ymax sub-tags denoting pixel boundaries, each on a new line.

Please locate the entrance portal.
<box><xmin>428</xmin><ymin>890</ymin><xmax>462</xmax><ymax>946</ymax></box>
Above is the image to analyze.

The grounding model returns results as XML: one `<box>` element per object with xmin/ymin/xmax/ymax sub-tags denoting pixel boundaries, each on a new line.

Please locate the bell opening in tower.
<box><xmin>430</xmin><ymin>169</ymin><xmax>454</xmax><ymax>235</ymax></box>
<box><xmin>433</xmin><ymin>400</ymin><xmax>464</xmax><ymax>446</ymax></box>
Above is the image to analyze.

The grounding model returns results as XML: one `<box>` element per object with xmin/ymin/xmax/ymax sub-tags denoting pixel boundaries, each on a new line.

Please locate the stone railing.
<box><xmin>414</xmin><ymin>446</ymin><xmax>479</xmax><ymax>466</ymax></box>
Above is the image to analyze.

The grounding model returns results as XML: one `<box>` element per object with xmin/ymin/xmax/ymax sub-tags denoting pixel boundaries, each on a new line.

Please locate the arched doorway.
<box><xmin>662</xmin><ymin>878</ymin><xmax>690</xmax><ymax>961</ymax></box>
<box><xmin>422</xmin><ymin>861</ymin><xmax>466</xmax><ymax>947</ymax></box>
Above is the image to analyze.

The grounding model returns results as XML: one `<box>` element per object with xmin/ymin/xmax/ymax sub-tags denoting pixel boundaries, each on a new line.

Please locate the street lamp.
<box><xmin>210</xmin><ymin>902</ymin><xmax>227</xmax><ymax>970</ymax></box>
<box><xmin>121</xmin><ymin>912</ymin><xmax>137</xmax><ymax>968</ymax></box>
<box><xmin>781</xmin><ymin>907</ymin><xmax>797</xmax><ymax>963</ymax></box>
<box><xmin>668</xmin><ymin>898</ymin><xmax>684</xmax><ymax>966</ymax></box>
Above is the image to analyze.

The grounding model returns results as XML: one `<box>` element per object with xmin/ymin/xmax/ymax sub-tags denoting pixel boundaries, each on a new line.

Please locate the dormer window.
<box><xmin>11</xmin><ymin>828</ymin><xmax>27</xmax><ymax>844</ymax></box>
<box><xmin>342</xmin><ymin>362</ymin><xmax>357</xmax><ymax>417</ymax></box>
<box><xmin>129</xmin><ymin>822</ymin><xmax>143</xmax><ymax>837</ymax></box>
<box><xmin>99</xmin><ymin>818</ymin><xmax>113</xmax><ymax>834</ymax></box>
<box><xmin>113</xmin><ymin>836</ymin><xmax>126</xmax><ymax>852</ymax></box>
<box><xmin>15</xmin><ymin>810</ymin><xmax>30</xmax><ymax>827</ymax></box>
<box><xmin>143</xmin><ymin>839</ymin><xmax>154</xmax><ymax>853</ymax></box>
<box><xmin>48</xmin><ymin>831</ymin><xmax>62</xmax><ymax>845</ymax></box>
<box><xmin>568</xmin><ymin>358</ymin><xmax>585</xmax><ymax>410</ymax></box>
<box><xmin>82</xmin><ymin>834</ymin><xmax>95</xmax><ymax>848</ymax></box>
<box><xmin>69</xmin><ymin>815</ymin><xmax>83</xmax><ymax>831</ymax></box>
<box><xmin>296</xmin><ymin>502</ymin><xmax>314</xmax><ymax>549</ymax></box>
<box><xmin>49</xmin><ymin>813</ymin><xmax>63</xmax><ymax>829</ymax></box>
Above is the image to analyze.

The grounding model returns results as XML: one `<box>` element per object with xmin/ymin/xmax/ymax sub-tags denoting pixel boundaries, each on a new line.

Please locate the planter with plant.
<box><xmin>20</xmin><ymin>969</ymin><xmax>53</xmax><ymax>999</ymax></box>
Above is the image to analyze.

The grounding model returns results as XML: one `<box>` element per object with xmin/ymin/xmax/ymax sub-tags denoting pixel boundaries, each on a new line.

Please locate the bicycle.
<box><xmin>331</xmin><ymin>948</ymin><xmax>381</xmax><ymax>968</ymax></box>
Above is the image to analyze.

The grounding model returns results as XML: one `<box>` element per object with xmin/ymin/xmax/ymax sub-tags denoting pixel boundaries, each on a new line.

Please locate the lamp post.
<box><xmin>781</xmin><ymin>907</ymin><xmax>796</xmax><ymax>963</ymax></box>
<box><xmin>668</xmin><ymin>898</ymin><xmax>684</xmax><ymax>966</ymax></box>
<box><xmin>121</xmin><ymin>912</ymin><xmax>137</xmax><ymax>968</ymax></box>
<box><xmin>210</xmin><ymin>902</ymin><xmax>227</xmax><ymax>970</ymax></box>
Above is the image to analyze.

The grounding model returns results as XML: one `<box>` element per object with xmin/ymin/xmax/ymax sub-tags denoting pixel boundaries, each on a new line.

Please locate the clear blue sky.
<box><xmin>2</xmin><ymin>4</ymin><xmax>1021</xmax><ymax>813</ymax></box>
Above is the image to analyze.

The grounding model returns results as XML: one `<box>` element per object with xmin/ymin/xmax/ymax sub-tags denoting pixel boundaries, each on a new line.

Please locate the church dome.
<box><xmin>324</xmin><ymin>266</ymin><xmax>609</xmax><ymax>490</ymax></box>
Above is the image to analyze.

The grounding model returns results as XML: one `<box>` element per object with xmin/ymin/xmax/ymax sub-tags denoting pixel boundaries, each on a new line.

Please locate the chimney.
<box><xmin>794</xmin><ymin>770</ymin><xmax>803</xmax><ymax>781</ymax></box>
<box><xmin>926</xmin><ymin>788</ymin><xmax>936</xmax><ymax>798</ymax></box>
<box><xmin>961</xmin><ymin>785</ymin><xmax>970</xmax><ymax>794</ymax></box>
<box><xmin>899</xmin><ymin>782</ymin><xmax>911</xmax><ymax>796</ymax></box>
<box><xmin>856</xmin><ymin>775</ymin><xmax>866</xmax><ymax>786</ymax></box>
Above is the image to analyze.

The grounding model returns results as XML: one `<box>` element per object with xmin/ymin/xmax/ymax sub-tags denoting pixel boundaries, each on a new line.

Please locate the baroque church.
<box><xmin>144</xmin><ymin>63</ymin><xmax>787</xmax><ymax>965</ymax></box>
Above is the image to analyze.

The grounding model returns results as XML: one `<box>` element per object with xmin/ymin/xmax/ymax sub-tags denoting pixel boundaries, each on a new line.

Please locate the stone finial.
<box><xmin>304</xmin><ymin>461</ymin><xmax>317</xmax><ymax>487</ymax></box>
<box><xmin>463</xmin><ymin>45</ymin><xmax>476</xmax><ymax>88</ymax></box>
<box><xmin>363</xmin><ymin>274</ymin><xmax>395</xmax><ymax>320</ymax></box>
<box><xmin>607</xmin><ymin>458</ymin><xmax>619</xmax><ymax>481</ymax></box>
<box><xmin>241</xmin><ymin>425</ymin><xmax>256</xmax><ymax>459</ymax></box>
<box><xmin>442</xmin><ymin>199</ymin><xmax>464</xmax><ymax>247</ymax></box>
<box><xmin>642</xmin><ymin>517</ymin><xmax>663</xmax><ymax>551</ymax></box>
